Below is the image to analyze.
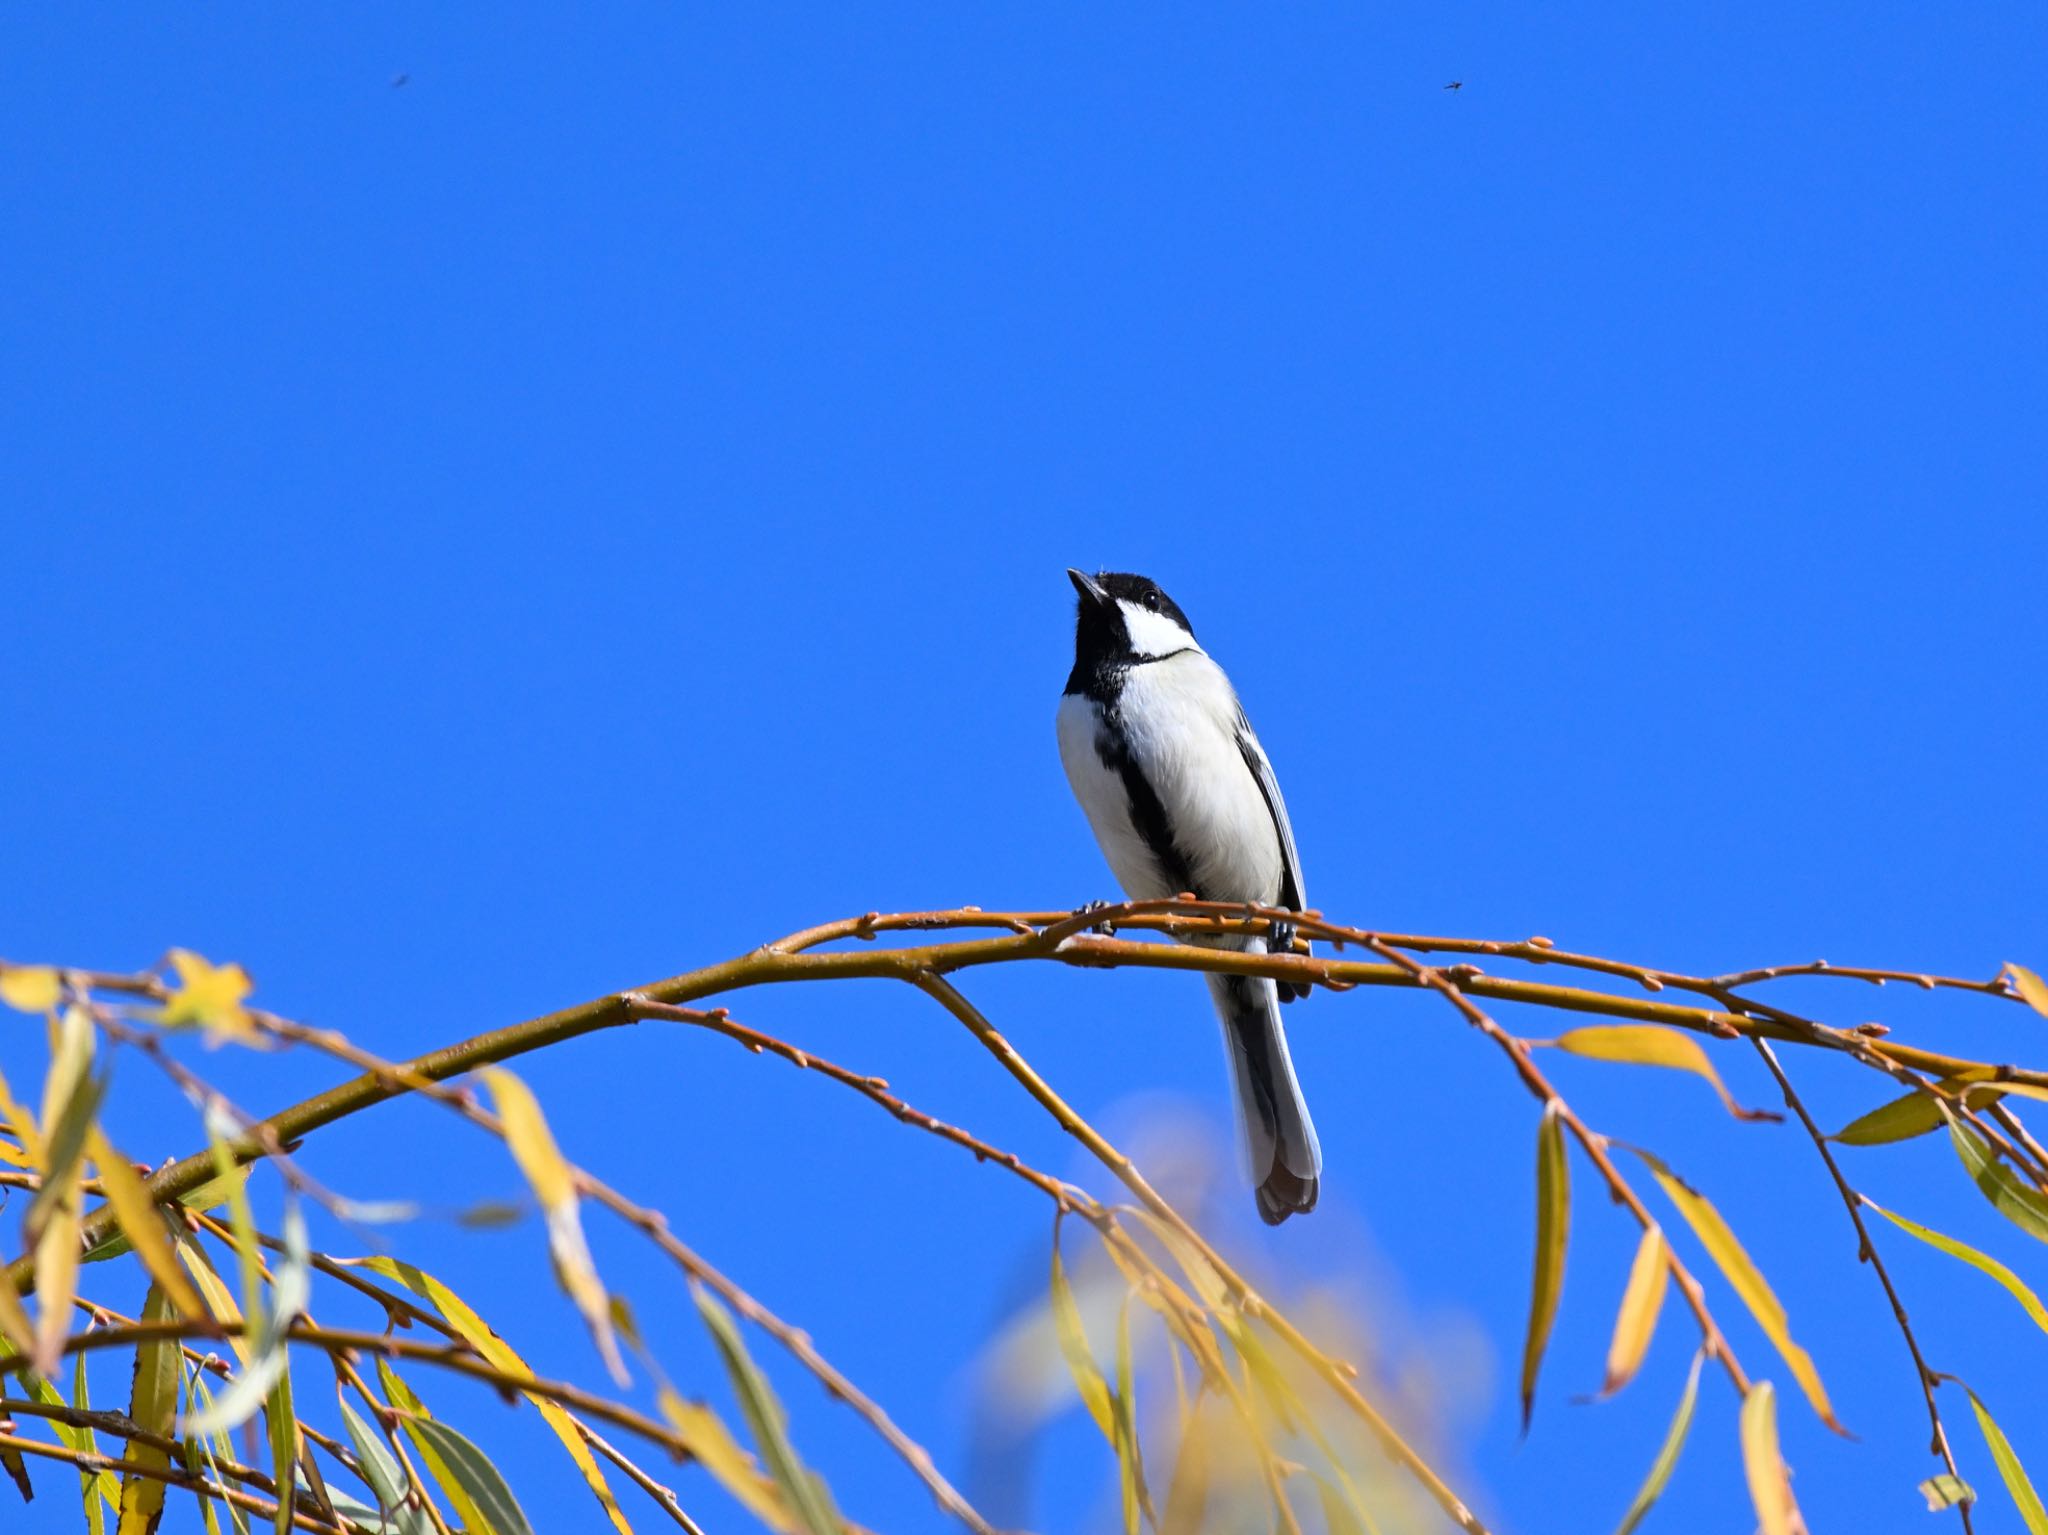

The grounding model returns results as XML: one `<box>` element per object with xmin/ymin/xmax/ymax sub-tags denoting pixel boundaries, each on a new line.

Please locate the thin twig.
<box><xmin>1745</xmin><ymin>1036</ymin><xmax>1973</xmax><ymax>1530</ymax></box>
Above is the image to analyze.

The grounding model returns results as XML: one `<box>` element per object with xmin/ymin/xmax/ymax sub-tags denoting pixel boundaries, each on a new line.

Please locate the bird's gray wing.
<box><xmin>1235</xmin><ymin>714</ymin><xmax>1305</xmax><ymax>914</ymax></box>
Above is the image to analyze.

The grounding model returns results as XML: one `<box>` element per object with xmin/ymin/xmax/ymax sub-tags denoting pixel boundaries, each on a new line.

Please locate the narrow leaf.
<box><xmin>1601</xmin><ymin>1226</ymin><xmax>1670</xmax><ymax>1398</ymax></box>
<box><xmin>693</xmin><ymin>1283</ymin><xmax>842</xmax><ymax>1535</ymax></box>
<box><xmin>477</xmin><ymin>1066</ymin><xmax>627</xmax><ymax>1386</ymax></box>
<box><xmin>1521</xmin><ymin>1102</ymin><xmax>1570</xmax><ymax>1432</ymax></box>
<box><xmin>1049</xmin><ymin>1222</ymin><xmax>1116</xmax><ymax>1440</ymax></box>
<box><xmin>1831</xmin><ymin>1089</ymin><xmax>1948</xmax><ymax>1147</ymax></box>
<box><xmin>30</xmin><ymin>1165</ymin><xmax>83</xmax><ymax>1376</ymax></box>
<box><xmin>377</xmin><ymin>1362</ymin><xmax>487</xmax><ymax>1535</ymax></box>
<box><xmin>264</xmin><ymin>1341</ymin><xmax>296</xmax><ymax>1535</ymax></box>
<box><xmin>356</xmin><ymin>1257</ymin><xmax>632</xmax><ymax>1534</ymax></box>
<box><xmin>1739</xmin><ymin>1382</ymin><xmax>1801</xmax><ymax>1535</ymax></box>
<box><xmin>657</xmin><ymin>1390</ymin><xmax>798</xmax><ymax>1533</ymax></box>
<box><xmin>407</xmin><ymin>1415</ymin><xmax>539</xmax><ymax>1535</ymax></box>
<box><xmin>1863</xmin><ymin>1197</ymin><xmax>2048</xmax><ymax>1335</ymax></box>
<box><xmin>1630</xmin><ymin>1147</ymin><xmax>1843</xmax><ymax>1432</ymax></box>
<box><xmin>27</xmin><ymin>1007</ymin><xmax>101</xmax><ymax>1242</ymax></box>
<box><xmin>1950</xmin><ymin>1120</ymin><xmax>2048</xmax><ymax>1245</ymax></box>
<box><xmin>116</xmin><ymin>1283</ymin><xmax>179</xmax><ymax>1535</ymax></box>
<box><xmin>1113</xmin><ymin>1296</ymin><xmax>1145</xmax><ymax>1535</ymax></box>
<box><xmin>73</xmin><ymin>1347</ymin><xmax>113</xmax><ymax>1534</ymax></box>
<box><xmin>339</xmin><ymin>1396</ymin><xmax>432</xmax><ymax>1535</ymax></box>
<box><xmin>1554</xmin><ymin>1026</ymin><xmax>1776</xmax><ymax>1120</ymax></box>
<box><xmin>0</xmin><ymin>1440</ymin><xmax>28</xmax><ymax>1504</ymax></box>
<box><xmin>2006</xmin><ymin>964</ymin><xmax>2048</xmax><ymax>1020</ymax></box>
<box><xmin>1611</xmin><ymin>1348</ymin><xmax>1703</xmax><ymax>1535</ymax></box>
<box><xmin>1958</xmin><ymin>1383</ymin><xmax>2048</xmax><ymax>1533</ymax></box>
<box><xmin>85</xmin><ymin>1128</ymin><xmax>206</xmax><ymax>1324</ymax></box>
<box><xmin>0</xmin><ymin>966</ymin><xmax>61</xmax><ymax>1014</ymax></box>
<box><xmin>180</xmin><ymin>1203</ymin><xmax>310</xmax><ymax>1436</ymax></box>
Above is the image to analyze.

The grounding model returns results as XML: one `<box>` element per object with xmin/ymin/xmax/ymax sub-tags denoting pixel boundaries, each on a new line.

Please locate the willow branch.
<box><xmin>0</xmin><ymin>1429</ymin><xmax>349</xmax><ymax>1533</ymax></box>
<box><xmin>1360</xmin><ymin>935</ymin><xmax>1753</xmax><ymax>1396</ymax></box>
<box><xmin>909</xmin><ymin>968</ymin><xmax>1488</xmax><ymax>1535</ymax></box>
<box><xmin>1744</xmin><ymin>1036</ymin><xmax>1973</xmax><ymax>1530</ymax></box>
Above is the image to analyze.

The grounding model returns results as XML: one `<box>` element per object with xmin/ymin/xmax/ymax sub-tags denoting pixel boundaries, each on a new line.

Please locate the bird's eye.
<box><xmin>1143</xmin><ymin>591</ymin><xmax>1160</xmax><ymax>611</ymax></box>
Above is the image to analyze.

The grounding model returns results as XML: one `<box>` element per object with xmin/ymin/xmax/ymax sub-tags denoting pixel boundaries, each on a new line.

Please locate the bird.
<box><xmin>1056</xmin><ymin>569</ymin><xmax>1321</xmax><ymax>1224</ymax></box>
<box><xmin>1444</xmin><ymin>81</ymin><xmax>1463</xmax><ymax>91</ymax></box>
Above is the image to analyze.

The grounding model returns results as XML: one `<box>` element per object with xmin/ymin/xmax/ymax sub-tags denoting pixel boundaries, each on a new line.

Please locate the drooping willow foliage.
<box><xmin>2</xmin><ymin>899</ymin><xmax>2046</xmax><ymax>1534</ymax></box>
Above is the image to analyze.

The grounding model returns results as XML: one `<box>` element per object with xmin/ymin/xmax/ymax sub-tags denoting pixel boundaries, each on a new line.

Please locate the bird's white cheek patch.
<box><xmin>1118</xmin><ymin>602</ymin><xmax>1196</xmax><ymax>659</ymax></box>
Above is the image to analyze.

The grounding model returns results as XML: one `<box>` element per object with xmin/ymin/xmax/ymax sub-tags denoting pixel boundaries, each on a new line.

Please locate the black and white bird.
<box><xmin>1056</xmin><ymin>569</ymin><xmax>1322</xmax><ymax>1224</ymax></box>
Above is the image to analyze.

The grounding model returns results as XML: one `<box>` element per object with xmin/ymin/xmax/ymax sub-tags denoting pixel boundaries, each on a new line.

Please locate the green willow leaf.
<box><xmin>1522</xmin><ymin>1103</ymin><xmax>1570</xmax><ymax>1433</ymax></box>
<box><xmin>1949</xmin><ymin>1121</ymin><xmax>2048</xmax><ymax>1245</ymax></box>
<box><xmin>1612</xmin><ymin>1350</ymin><xmax>1703</xmax><ymax>1535</ymax></box>
<box><xmin>339</xmin><ymin>1397</ymin><xmax>433</xmax><ymax>1535</ymax></box>
<box><xmin>1957</xmin><ymin>1383</ymin><xmax>2048</xmax><ymax>1533</ymax></box>
<box><xmin>1863</xmin><ymin>1197</ymin><xmax>2048</xmax><ymax>1334</ymax></box>
<box><xmin>1831</xmin><ymin>1089</ymin><xmax>1947</xmax><ymax>1146</ymax></box>
<box><xmin>693</xmin><ymin>1283</ymin><xmax>842</xmax><ymax>1535</ymax></box>
<box><xmin>407</xmin><ymin>1416</ymin><xmax>539</xmax><ymax>1535</ymax></box>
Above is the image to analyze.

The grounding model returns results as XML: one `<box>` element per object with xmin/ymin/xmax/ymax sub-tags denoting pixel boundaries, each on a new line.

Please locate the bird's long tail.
<box><xmin>1207</xmin><ymin>956</ymin><xmax>1321</xmax><ymax>1225</ymax></box>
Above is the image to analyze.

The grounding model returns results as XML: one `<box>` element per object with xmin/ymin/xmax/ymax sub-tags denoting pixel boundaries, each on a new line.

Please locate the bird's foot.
<box><xmin>1077</xmin><ymin>899</ymin><xmax>1118</xmax><ymax>935</ymax></box>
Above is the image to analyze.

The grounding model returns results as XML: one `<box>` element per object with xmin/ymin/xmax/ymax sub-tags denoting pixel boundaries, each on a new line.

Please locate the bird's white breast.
<box><xmin>1057</xmin><ymin>653</ymin><xmax>1284</xmax><ymax>907</ymax></box>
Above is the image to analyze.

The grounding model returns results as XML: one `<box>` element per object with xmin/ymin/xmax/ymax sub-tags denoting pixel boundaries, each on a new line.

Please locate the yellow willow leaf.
<box><xmin>1601</xmin><ymin>1226</ymin><xmax>1670</xmax><ymax>1398</ymax></box>
<box><xmin>0</xmin><ymin>1265</ymin><xmax>34</xmax><ymax>1361</ymax></box>
<box><xmin>176</xmin><ymin>1237</ymin><xmax>254</xmax><ymax>1367</ymax></box>
<box><xmin>356</xmin><ymin>1257</ymin><xmax>634</xmax><ymax>1535</ymax></box>
<box><xmin>31</xmin><ymin>1164</ymin><xmax>83</xmax><ymax>1376</ymax></box>
<box><xmin>1863</xmin><ymin>1197</ymin><xmax>2048</xmax><ymax>1335</ymax></box>
<box><xmin>117</xmin><ymin>1284</ymin><xmax>179</xmax><ymax>1535</ymax></box>
<box><xmin>1049</xmin><ymin>1222</ymin><xmax>1117</xmax><ymax>1441</ymax></box>
<box><xmin>1098</xmin><ymin>1227</ymin><xmax>1229</xmax><ymax>1390</ymax></box>
<box><xmin>1630</xmin><ymin>1148</ymin><xmax>1843</xmax><ymax>1433</ymax></box>
<box><xmin>2006</xmin><ymin>964</ymin><xmax>2048</xmax><ymax>1021</ymax></box>
<box><xmin>1552</xmin><ymin>1025</ymin><xmax>1776</xmax><ymax>1121</ymax></box>
<box><xmin>1739</xmin><ymin>1383</ymin><xmax>1801</xmax><ymax>1535</ymax></box>
<box><xmin>159</xmin><ymin>951</ymin><xmax>259</xmax><ymax>1046</ymax></box>
<box><xmin>658</xmin><ymin>1389</ymin><xmax>799</xmax><ymax>1534</ymax></box>
<box><xmin>0</xmin><ymin>965</ymin><xmax>61</xmax><ymax>1014</ymax></box>
<box><xmin>0</xmin><ymin>1063</ymin><xmax>41</xmax><ymax>1167</ymax></box>
<box><xmin>1958</xmin><ymin>1383</ymin><xmax>2048</xmax><ymax>1534</ymax></box>
<box><xmin>1611</xmin><ymin>1349</ymin><xmax>1703</xmax><ymax>1535</ymax></box>
<box><xmin>85</xmin><ymin>1128</ymin><xmax>206</xmax><ymax>1325</ymax></box>
<box><xmin>1113</xmin><ymin>1296</ymin><xmax>1145</xmax><ymax>1535</ymax></box>
<box><xmin>1521</xmin><ymin>1102</ymin><xmax>1570</xmax><ymax>1433</ymax></box>
<box><xmin>477</xmin><ymin>1066</ymin><xmax>627</xmax><ymax>1386</ymax></box>
<box><xmin>28</xmin><ymin>1006</ymin><xmax>100</xmax><ymax>1241</ymax></box>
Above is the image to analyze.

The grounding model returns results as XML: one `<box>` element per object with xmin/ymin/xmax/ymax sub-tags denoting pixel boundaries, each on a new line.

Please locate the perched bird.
<box><xmin>1056</xmin><ymin>569</ymin><xmax>1321</xmax><ymax>1224</ymax></box>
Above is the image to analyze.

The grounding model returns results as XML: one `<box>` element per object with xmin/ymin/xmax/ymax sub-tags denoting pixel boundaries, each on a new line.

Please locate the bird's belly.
<box><xmin>1058</xmin><ymin>670</ymin><xmax>1284</xmax><ymax>908</ymax></box>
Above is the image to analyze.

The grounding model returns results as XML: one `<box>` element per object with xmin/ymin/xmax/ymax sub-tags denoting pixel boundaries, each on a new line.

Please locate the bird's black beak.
<box><xmin>1067</xmin><ymin>568</ymin><xmax>1112</xmax><ymax>607</ymax></box>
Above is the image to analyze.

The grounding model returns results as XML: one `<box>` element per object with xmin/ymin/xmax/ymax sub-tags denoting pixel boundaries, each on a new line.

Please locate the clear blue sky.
<box><xmin>4</xmin><ymin>4</ymin><xmax>2045</xmax><ymax>1532</ymax></box>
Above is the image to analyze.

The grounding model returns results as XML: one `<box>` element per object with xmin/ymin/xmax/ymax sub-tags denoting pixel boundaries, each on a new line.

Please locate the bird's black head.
<box><xmin>1065</xmin><ymin>569</ymin><xmax>1200</xmax><ymax>692</ymax></box>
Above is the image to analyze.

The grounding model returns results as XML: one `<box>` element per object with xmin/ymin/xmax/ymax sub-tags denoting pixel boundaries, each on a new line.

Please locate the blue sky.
<box><xmin>3</xmin><ymin>3</ymin><xmax>2045</xmax><ymax>1531</ymax></box>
